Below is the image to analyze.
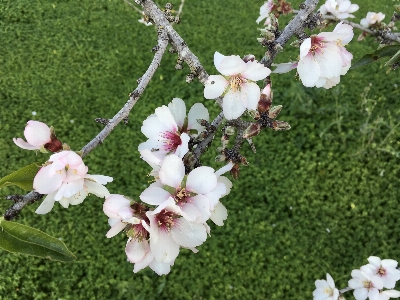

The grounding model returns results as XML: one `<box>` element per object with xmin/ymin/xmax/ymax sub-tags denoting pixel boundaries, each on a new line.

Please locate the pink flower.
<box><xmin>256</xmin><ymin>0</ymin><xmax>275</xmax><ymax>24</ymax></box>
<box><xmin>34</xmin><ymin>151</ymin><xmax>112</xmax><ymax>214</ymax></box>
<box><xmin>204</xmin><ymin>52</ymin><xmax>271</xmax><ymax>120</ymax></box>
<box><xmin>139</xmin><ymin>98</ymin><xmax>209</xmax><ymax>159</ymax></box>
<box><xmin>360</xmin><ymin>12</ymin><xmax>385</xmax><ymax>27</ymax></box>
<box><xmin>348</xmin><ymin>266</ymin><xmax>384</xmax><ymax>300</ymax></box>
<box><xmin>13</xmin><ymin>120</ymin><xmax>62</xmax><ymax>152</ymax></box>
<box><xmin>364</xmin><ymin>256</ymin><xmax>400</xmax><ymax>289</ymax></box>
<box><xmin>319</xmin><ymin>0</ymin><xmax>359</xmax><ymax>20</ymax></box>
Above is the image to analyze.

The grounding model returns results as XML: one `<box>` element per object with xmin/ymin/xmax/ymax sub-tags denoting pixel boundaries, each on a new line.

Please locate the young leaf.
<box><xmin>0</xmin><ymin>163</ymin><xmax>42</xmax><ymax>191</ymax></box>
<box><xmin>351</xmin><ymin>45</ymin><xmax>400</xmax><ymax>69</ymax></box>
<box><xmin>0</xmin><ymin>217</ymin><xmax>76</xmax><ymax>262</ymax></box>
<box><xmin>384</xmin><ymin>50</ymin><xmax>400</xmax><ymax>67</ymax></box>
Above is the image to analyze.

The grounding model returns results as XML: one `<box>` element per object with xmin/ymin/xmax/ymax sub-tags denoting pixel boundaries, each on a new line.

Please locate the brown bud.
<box><xmin>258</xmin><ymin>93</ymin><xmax>272</xmax><ymax>113</ymax></box>
<box><xmin>272</xmin><ymin>120</ymin><xmax>291</xmax><ymax>131</ymax></box>
<box><xmin>268</xmin><ymin>105</ymin><xmax>283</xmax><ymax>119</ymax></box>
<box><xmin>243</xmin><ymin>54</ymin><xmax>255</xmax><ymax>63</ymax></box>
<box><xmin>230</xmin><ymin>164</ymin><xmax>240</xmax><ymax>180</ymax></box>
<box><xmin>44</xmin><ymin>134</ymin><xmax>63</xmax><ymax>152</ymax></box>
<box><xmin>243</xmin><ymin>123</ymin><xmax>261</xmax><ymax>139</ymax></box>
<box><xmin>240</xmin><ymin>156</ymin><xmax>249</xmax><ymax>166</ymax></box>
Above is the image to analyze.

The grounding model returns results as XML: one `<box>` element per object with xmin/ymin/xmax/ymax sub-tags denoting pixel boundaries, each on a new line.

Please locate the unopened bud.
<box><xmin>240</xmin><ymin>156</ymin><xmax>249</xmax><ymax>166</ymax></box>
<box><xmin>272</xmin><ymin>120</ymin><xmax>291</xmax><ymax>131</ymax></box>
<box><xmin>290</xmin><ymin>40</ymin><xmax>301</xmax><ymax>47</ymax></box>
<box><xmin>230</xmin><ymin>164</ymin><xmax>240</xmax><ymax>180</ymax></box>
<box><xmin>44</xmin><ymin>134</ymin><xmax>63</xmax><ymax>152</ymax></box>
<box><xmin>165</xmin><ymin>3</ymin><xmax>173</xmax><ymax>9</ymax></box>
<box><xmin>258</xmin><ymin>94</ymin><xmax>272</xmax><ymax>113</ymax></box>
<box><xmin>215</xmin><ymin>154</ymin><xmax>226</xmax><ymax>162</ymax></box>
<box><xmin>274</xmin><ymin>43</ymin><xmax>283</xmax><ymax>52</ymax></box>
<box><xmin>257</xmin><ymin>37</ymin><xmax>266</xmax><ymax>44</ymax></box>
<box><xmin>243</xmin><ymin>54</ymin><xmax>255</xmax><ymax>63</ymax></box>
<box><xmin>248</xmin><ymin>110</ymin><xmax>258</xmax><ymax>119</ymax></box>
<box><xmin>338</xmin><ymin>295</ymin><xmax>346</xmax><ymax>300</ymax></box>
<box><xmin>222</xmin><ymin>139</ymin><xmax>229</xmax><ymax>148</ymax></box>
<box><xmin>225</xmin><ymin>126</ymin><xmax>235</xmax><ymax>135</ymax></box>
<box><xmin>243</xmin><ymin>123</ymin><xmax>262</xmax><ymax>139</ymax></box>
<box><xmin>268</xmin><ymin>105</ymin><xmax>283</xmax><ymax>119</ymax></box>
<box><xmin>186</xmin><ymin>73</ymin><xmax>195</xmax><ymax>83</ymax></box>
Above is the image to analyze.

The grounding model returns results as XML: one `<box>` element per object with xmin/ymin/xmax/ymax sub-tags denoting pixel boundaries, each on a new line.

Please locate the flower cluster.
<box><xmin>204</xmin><ymin>52</ymin><xmax>271</xmax><ymax>120</ymax></box>
<box><xmin>103</xmin><ymin>98</ymin><xmax>232</xmax><ymax>275</ymax></box>
<box><xmin>319</xmin><ymin>0</ymin><xmax>359</xmax><ymax>20</ymax></box>
<box><xmin>314</xmin><ymin>256</ymin><xmax>400</xmax><ymax>300</ymax></box>
<box><xmin>14</xmin><ymin>121</ymin><xmax>113</xmax><ymax>214</ymax></box>
<box><xmin>273</xmin><ymin>22</ymin><xmax>354</xmax><ymax>89</ymax></box>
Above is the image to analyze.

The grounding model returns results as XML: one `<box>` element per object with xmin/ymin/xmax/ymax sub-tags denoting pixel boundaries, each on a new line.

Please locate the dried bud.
<box><xmin>272</xmin><ymin>120</ymin><xmax>291</xmax><ymax>131</ymax></box>
<box><xmin>243</xmin><ymin>123</ymin><xmax>262</xmax><ymax>139</ymax></box>
<box><xmin>243</xmin><ymin>54</ymin><xmax>255</xmax><ymax>63</ymax></box>
<box><xmin>357</xmin><ymin>32</ymin><xmax>368</xmax><ymax>41</ymax></box>
<box><xmin>274</xmin><ymin>43</ymin><xmax>283</xmax><ymax>52</ymax></box>
<box><xmin>175</xmin><ymin>63</ymin><xmax>183</xmax><ymax>70</ymax></box>
<box><xmin>44</xmin><ymin>134</ymin><xmax>63</xmax><ymax>152</ymax></box>
<box><xmin>257</xmin><ymin>37</ymin><xmax>266</xmax><ymax>44</ymax></box>
<box><xmin>230</xmin><ymin>164</ymin><xmax>240</xmax><ymax>180</ymax></box>
<box><xmin>165</xmin><ymin>3</ymin><xmax>173</xmax><ymax>9</ymax></box>
<box><xmin>186</xmin><ymin>73</ymin><xmax>195</xmax><ymax>83</ymax></box>
<box><xmin>215</xmin><ymin>154</ymin><xmax>226</xmax><ymax>162</ymax></box>
<box><xmin>268</xmin><ymin>105</ymin><xmax>283</xmax><ymax>119</ymax></box>
<box><xmin>225</xmin><ymin>126</ymin><xmax>235</xmax><ymax>135</ymax></box>
<box><xmin>240</xmin><ymin>156</ymin><xmax>249</xmax><ymax>166</ymax></box>
<box><xmin>258</xmin><ymin>93</ymin><xmax>272</xmax><ymax>113</ymax></box>
<box><xmin>290</xmin><ymin>40</ymin><xmax>301</xmax><ymax>48</ymax></box>
<box><xmin>247</xmin><ymin>110</ymin><xmax>259</xmax><ymax>119</ymax></box>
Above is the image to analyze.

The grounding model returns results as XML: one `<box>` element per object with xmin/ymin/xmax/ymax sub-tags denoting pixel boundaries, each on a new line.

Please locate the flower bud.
<box><xmin>225</xmin><ymin>126</ymin><xmax>235</xmax><ymax>135</ymax></box>
<box><xmin>268</xmin><ymin>105</ymin><xmax>283</xmax><ymax>119</ymax></box>
<box><xmin>215</xmin><ymin>154</ymin><xmax>226</xmax><ymax>162</ymax></box>
<box><xmin>230</xmin><ymin>164</ymin><xmax>240</xmax><ymax>180</ymax></box>
<box><xmin>272</xmin><ymin>120</ymin><xmax>291</xmax><ymax>131</ymax></box>
<box><xmin>243</xmin><ymin>123</ymin><xmax>261</xmax><ymax>139</ymax></box>
<box><xmin>242</xmin><ymin>54</ymin><xmax>255</xmax><ymax>63</ymax></box>
<box><xmin>44</xmin><ymin>134</ymin><xmax>63</xmax><ymax>152</ymax></box>
<box><xmin>258</xmin><ymin>93</ymin><xmax>272</xmax><ymax>113</ymax></box>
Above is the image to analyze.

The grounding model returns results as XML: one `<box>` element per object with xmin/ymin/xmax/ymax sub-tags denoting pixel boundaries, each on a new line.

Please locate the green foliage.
<box><xmin>0</xmin><ymin>163</ymin><xmax>41</xmax><ymax>191</ymax></box>
<box><xmin>0</xmin><ymin>0</ymin><xmax>399</xmax><ymax>299</ymax></box>
<box><xmin>0</xmin><ymin>217</ymin><xmax>76</xmax><ymax>262</ymax></box>
<box><xmin>351</xmin><ymin>45</ymin><xmax>400</xmax><ymax>69</ymax></box>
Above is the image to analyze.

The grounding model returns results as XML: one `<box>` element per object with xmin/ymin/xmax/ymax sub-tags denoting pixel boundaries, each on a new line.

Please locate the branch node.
<box><xmin>95</xmin><ymin>118</ymin><xmax>110</xmax><ymax>125</ymax></box>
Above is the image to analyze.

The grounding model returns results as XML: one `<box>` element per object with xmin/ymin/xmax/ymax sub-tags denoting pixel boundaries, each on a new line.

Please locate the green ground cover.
<box><xmin>0</xmin><ymin>0</ymin><xmax>399</xmax><ymax>299</ymax></box>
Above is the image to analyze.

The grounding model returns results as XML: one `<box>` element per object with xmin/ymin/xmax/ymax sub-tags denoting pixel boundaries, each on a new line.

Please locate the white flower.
<box><xmin>313</xmin><ymin>273</ymin><xmax>339</xmax><ymax>300</ymax></box>
<box><xmin>378</xmin><ymin>290</ymin><xmax>400</xmax><ymax>300</ymax></box>
<box><xmin>256</xmin><ymin>0</ymin><xmax>274</xmax><ymax>24</ymax></box>
<box><xmin>319</xmin><ymin>0</ymin><xmax>359</xmax><ymax>20</ymax></box>
<box><xmin>348</xmin><ymin>266</ymin><xmax>384</xmax><ymax>300</ymax></box>
<box><xmin>204</xmin><ymin>52</ymin><xmax>271</xmax><ymax>120</ymax></box>
<box><xmin>139</xmin><ymin>98</ymin><xmax>209</xmax><ymax>159</ymax></box>
<box><xmin>34</xmin><ymin>151</ymin><xmax>112</xmax><ymax>214</ymax></box>
<box><xmin>360</xmin><ymin>12</ymin><xmax>385</xmax><ymax>27</ymax></box>
<box><xmin>364</xmin><ymin>256</ymin><xmax>400</xmax><ymax>289</ymax></box>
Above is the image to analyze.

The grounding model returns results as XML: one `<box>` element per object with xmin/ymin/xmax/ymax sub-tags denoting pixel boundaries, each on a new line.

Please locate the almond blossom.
<box><xmin>272</xmin><ymin>22</ymin><xmax>354</xmax><ymax>89</ymax></box>
<box><xmin>139</xmin><ymin>98</ymin><xmax>209</xmax><ymax>159</ymax></box>
<box><xmin>348</xmin><ymin>266</ymin><xmax>383</xmax><ymax>300</ymax></box>
<box><xmin>378</xmin><ymin>290</ymin><xmax>400</xmax><ymax>300</ymax></box>
<box><xmin>34</xmin><ymin>150</ymin><xmax>112</xmax><ymax>214</ymax></box>
<box><xmin>363</xmin><ymin>256</ymin><xmax>400</xmax><ymax>289</ymax></box>
<box><xmin>360</xmin><ymin>12</ymin><xmax>385</xmax><ymax>27</ymax></box>
<box><xmin>319</xmin><ymin>0</ymin><xmax>359</xmax><ymax>20</ymax></box>
<box><xmin>204</xmin><ymin>52</ymin><xmax>271</xmax><ymax>120</ymax></box>
<box><xmin>313</xmin><ymin>273</ymin><xmax>339</xmax><ymax>300</ymax></box>
<box><xmin>256</xmin><ymin>0</ymin><xmax>274</xmax><ymax>24</ymax></box>
<box><xmin>13</xmin><ymin>120</ymin><xmax>62</xmax><ymax>152</ymax></box>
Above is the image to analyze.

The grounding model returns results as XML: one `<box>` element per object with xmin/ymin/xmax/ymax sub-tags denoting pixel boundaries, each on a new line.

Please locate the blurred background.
<box><xmin>0</xmin><ymin>0</ymin><xmax>399</xmax><ymax>299</ymax></box>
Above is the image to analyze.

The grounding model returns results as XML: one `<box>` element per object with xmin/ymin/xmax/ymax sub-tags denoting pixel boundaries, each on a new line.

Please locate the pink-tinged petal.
<box><xmin>271</xmin><ymin>62</ymin><xmax>298</xmax><ymax>74</ymax></box>
<box><xmin>218</xmin><ymin>55</ymin><xmax>247</xmax><ymax>76</ymax></box>
<box><xmin>241</xmin><ymin>61</ymin><xmax>271</xmax><ymax>81</ymax></box>
<box><xmin>354</xmin><ymin>288</ymin><xmax>368</xmax><ymax>300</ymax></box>
<box><xmin>175</xmin><ymin>132</ymin><xmax>190</xmax><ymax>158</ymax></box>
<box><xmin>149</xmin><ymin>259</ymin><xmax>172</xmax><ymax>275</ymax></box>
<box><xmin>191</xmin><ymin>194</ymin><xmax>211</xmax><ymax>222</ymax></box>
<box><xmin>13</xmin><ymin>138</ymin><xmax>39</xmax><ymax>150</ymax></box>
<box><xmin>317</xmin><ymin>31</ymin><xmax>346</xmax><ymax>42</ymax></box>
<box><xmin>188</xmin><ymin>103</ymin><xmax>209</xmax><ymax>132</ymax></box>
<box><xmin>151</xmin><ymin>229</ymin><xmax>180</xmax><ymax>263</ymax></box>
<box><xmin>171</xmin><ymin>218</ymin><xmax>207</xmax><ymax>247</ymax></box>
<box><xmin>168</xmin><ymin>98</ymin><xmax>186</xmax><ymax>128</ymax></box>
<box><xmin>64</xmin><ymin>167</ymin><xmax>84</xmax><ymax>183</ymax></box>
<box><xmin>210</xmin><ymin>202</ymin><xmax>228</xmax><ymax>226</ymax></box>
<box><xmin>204</xmin><ymin>75</ymin><xmax>228</xmax><ymax>99</ymax></box>
<box><xmin>155</xmin><ymin>106</ymin><xmax>178</xmax><ymax>132</ymax></box>
<box><xmin>106</xmin><ymin>220</ymin><xmax>126</xmax><ymax>238</ymax></box>
<box><xmin>84</xmin><ymin>174</ymin><xmax>113</xmax><ymax>185</ymax></box>
<box><xmin>33</xmin><ymin>165</ymin><xmax>64</xmax><ymax>194</ymax></box>
<box><xmin>140</xmin><ymin>186</ymin><xmax>171</xmax><ymax>205</ymax></box>
<box><xmin>125</xmin><ymin>239</ymin><xmax>148</xmax><ymax>263</ymax></box>
<box><xmin>35</xmin><ymin>191</ymin><xmax>57</xmax><ymax>214</ymax></box>
<box><xmin>300</xmin><ymin>38</ymin><xmax>312</xmax><ymax>59</ymax></box>
<box><xmin>68</xmin><ymin>189</ymin><xmax>88</xmax><ymax>205</ymax></box>
<box><xmin>297</xmin><ymin>55</ymin><xmax>321</xmax><ymax>87</ymax></box>
<box><xmin>54</xmin><ymin>179</ymin><xmax>84</xmax><ymax>201</ymax></box>
<box><xmin>24</xmin><ymin>121</ymin><xmax>51</xmax><ymax>146</ymax></box>
<box><xmin>103</xmin><ymin>194</ymin><xmax>130</xmax><ymax>219</ymax></box>
<box><xmin>134</xmin><ymin>252</ymin><xmax>154</xmax><ymax>273</ymax></box>
<box><xmin>222</xmin><ymin>90</ymin><xmax>246</xmax><ymax>120</ymax></box>
<box><xmin>84</xmin><ymin>180</ymin><xmax>110</xmax><ymax>198</ymax></box>
<box><xmin>151</xmin><ymin>198</ymin><xmax>191</xmax><ymax>220</ymax></box>
<box><xmin>241</xmin><ymin>82</ymin><xmax>261</xmax><ymax>111</ymax></box>
<box><xmin>187</xmin><ymin>166</ymin><xmax>217</xmax><ymax>194</ymax></box>
<box><xmin>51</xmin><ymin>151</ymin><xmax>83</xmax><ymax>169</ymax></box>
<box><xmin>213</xmin><ymin>51</ymin><xmax>226</xmax><ymax>73</ymax></box>
<box><xmin>159</xmin><ymin>154</ymin><xmax>185</xmax><ymax>188</ymax></box>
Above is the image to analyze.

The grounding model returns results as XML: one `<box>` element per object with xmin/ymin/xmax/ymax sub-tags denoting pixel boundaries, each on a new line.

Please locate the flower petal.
<box><xmin>297</xmin><ymin>55</ymin><xmax>321</xmax><ymax>87</ymax></box>
<box><xmin>13</xmin><ymin>138</ymin><xmax>39</xmax><ymax>150</ymax></box>
<box><xmin>241</xmin><ymin>61</ymin><xmax>271</xmax><ymax>81</ymax></box>
<box><xmin>33</xmin><ymin>165</ymin><xmax>65</xmax><ymax>194</ymax></box>
<box><xmin>159</xmin><ymin>154</ymin><xmax>185</xmax><ymax>188</ymax></box>
<box><xmin>210</xmin><ymin>202</ymin><xmax>228</xmax><ymax>226</ymax></box>
<box><xmin>188</xmin><ymin>103</ymin><xmax>209</xmax><ymax>132</ymax></box>
<box><xmin>204</xmin><ymin>75</ymin><xmax>228</xmax><ymax>99</ymax></box>
<box><xmin>222</xmin><ymin>90</ymin><xmax>246</xmax><ymax>120</ymax></box>
<box><xmin>218</xmin><ymin>55</ymin><xmax>247</xmax><ymax>76</ymax></box>
<box><xmin>24</xmin><ymin>120</ymin><xmax>51</xmax><ymax>146</ymax></box>
<box><xmin>35</xmin><ymin>191</ymin><xmax>57</xmax><ymax>214</ymax></box>
<box><xmin>187</xmin><ymin>166</ymin><xmax>217</xmax><ymax>194</ymax></box>
<box><xmin>171</xmin><ymin>218</ymin><xmax>207</xmax><ymax>248</ymax></box>
<box><xmin>168</xmin><ymin>98</ymin><xmax>186</xmax><ymax>128</ymax></box>
<box><xmin>241</xmin><ymin>82</ymin><xmax>261</xmax><ymax>111</ymax></box>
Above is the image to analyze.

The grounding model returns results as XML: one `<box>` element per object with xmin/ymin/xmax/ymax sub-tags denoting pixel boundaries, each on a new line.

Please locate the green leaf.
<box><xmin>0</xmin><ymin>163</ymin><xmax>42</xmax><ymax>190</ymax></box>
<box><xmin>0</xmin><ymin>217</ymin><xmax>76</xmax><ymax>262</ymax></box>
<box><xmin>351</xmin><ymin>45</ymin><xmax>400</xmax><ymax>69</ymax></box>
<box><xmin>384</xmin><ymin>50</ymin><xmax>400</xmax><ymax>67</ymax></box>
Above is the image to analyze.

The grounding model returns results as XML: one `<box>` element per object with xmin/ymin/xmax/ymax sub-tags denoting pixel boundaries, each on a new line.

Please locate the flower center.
<box><xmin>174</xmin><ymin>187</ymin><xmax>191</xmax><ymax>204</ymax></box>
<box><xmin>155</xmin><ymin>209</ymin><xmax>178</xmax><ymax>232</ymax></box>
<box><xmin>363</xmin><ymin>280</ymin><xmax>373</xmax><ymax>290</ymax></box>
<box><xmin>323</xmin><ymin>287</ymin><xmax>333</xmax><ymax>296</ymax></box>
<box><xmin>378</xmin><ymin>267</ymin><xmax>386</xmax><ymax>276</ymax></box>
<box><xmin>310</xmin><ymin>36</ymin><xmax>325</xmax><ymax>55</ymax></box>
<box><xmin>126</xmin><ymin>223</ymin><xmax>149</xmax><ymax>241</ymax></box>
<box><xmin>229</xmin><ymin>76</ymin><xmax>244</xmax><ymax>92</ymax></box>
<box><xmin>160</xmin><ymin>131</ymin><xmax>182</xmax><ymax>153</ymax></box>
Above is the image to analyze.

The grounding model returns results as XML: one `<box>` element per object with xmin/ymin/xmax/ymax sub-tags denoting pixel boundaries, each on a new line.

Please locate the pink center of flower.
<box><xmin>155</xmin><ymin>209</ymin><xmax>178</xmax><ymax>232</ymax></box>
<box><xmin>310</xmin><ymin>36</ymin><xmax>325</xmax><ymax>55</ymax></box>
<box><xmin>378</xmin><ymin>267</ymin><xmax>386</xmax><ymax>276</ymax></box>
<box><xmin>363</xmin><ymin>281</ymin><xmax>373</xmax><ymax>290</ymax></box>
<box><xmin>229</xmin><ymin>76</ymin><xmax>245</xmax><ymax>92</ymax></box>
<box><xmin>126</xmin><ymin>223</ymin><xmax>149</xmax><ymax>241</ymax></box>
<box><xmin>174</xmin><ymin>187</ymin><xmax>191</xmax><ymax>205</ymax></box>
<box><xmin>160</xmin><ymin>131</ymin><xmax>182</xmax><ymax>153</ymax></box>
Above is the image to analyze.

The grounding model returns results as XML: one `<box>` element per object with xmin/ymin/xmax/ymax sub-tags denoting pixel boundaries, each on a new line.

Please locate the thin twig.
<box><xmin>123</xmin><ymin>0</ymin><xmax>144</xmax><ymax>14</ymax></box>
<box><xmin>176</xmin><ymin>0</ymin><xmax>185</xmax><ymax>20</ymax></box>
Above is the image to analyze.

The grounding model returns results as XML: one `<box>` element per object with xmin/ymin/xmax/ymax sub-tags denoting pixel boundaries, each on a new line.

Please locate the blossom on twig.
<box><xmin>313</xmin><ymin>273</ymin><xmax>339</xmax><ymax>300</ymax></box>
<box><xmin>319</xmin><ymin>0</ymin><xmax>359</xmax><ymax>20</ymax></box>
<box><xmin>360</xmin><ymin>12</ymin><xmax>385</xmax><ymax>27</ymax></box>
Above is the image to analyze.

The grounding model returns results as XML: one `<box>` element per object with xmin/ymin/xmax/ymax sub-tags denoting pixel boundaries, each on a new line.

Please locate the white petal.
<box><xmin>24</xmin><ymin>120</ymin><xmax>51</xmax><ymax>146</ymax></box>
<box><xmin>218</xmin><ymin>55</ymin><xmax>247</xmax><ymax>76</ymax></box>
<box><xmin>155</xmin><ymin>106</ymin><xmax>178</xmax><ymax>132</ymax></box>
<box><xmin>175</xmin><ymin>132</ymin><xmax>189</xmax><ymax>158</ymax></box>
<box><xmin>141</xmin><ymin>115</ymin><xmax>169</xmax><ymax>139</ymax></box>
<box><xmin>188</xmin><ymin>103</ymin><xmax>209</xmax><ymax>132</ymax></box>
<box><xmin>84</xmin><ymin>174</ymin><xmax>113</xmax><ymax>185</ymax></box>
<box><xmin>159</xmin><ymin>154</ymin><xmax>185</xmax><ymax>188</ymax></box>
<box><xmin>85</xmin><ymin>180</ymin><xmax>110</xmax><ymax>198</ymax></box>
<box><xmin>35</xmin><ymin>192</ymin><xmax>57</xmax><ymax>214</ymax></box>
<box><xmin>354</xmin><ymin>287</ymin><xmax>368</xmax><ymax>300</ymax></box>
<box><xmin>210</xmin><ymin>202</ymin><xmax>228</xmax><ymax>226</ymax></box>
<box><xmin>297</xmin><ymin>55</ymin><xmax>321</xmax><ymax>87</ymax></box>
<box><xmin>315</xmin><ymin>47</ymin><xmax>343</xmax><ymax>79</ymax></box>
<box><xmin>171</xmin><ymin>218</ymin><xmax>207</xmax><ymax>247</ymax></box>
<box><xmin>205</xmin><ymin>182</ymin><xmax>227</xmax><ymax>209</ymax></box>
<box><xmin>241</xmin><ymin>61</ymin><xmax>271</xmax><ymax>81</ymax></box>
<box><xmin>191</xmin><ymin>194</ymin><xmax>211</xmax><ymax>222</ymax></box>
<box><xmin>215</xmin><ymin>163</ymin><xmax>234</xmax><ymax>177</ymax></box>
<box><xmin>13</xmin><ymin>138</ymin><xmax>39</xmax><ymax>150</ymax></box>
<box><xmin>125</xmin><ymin>239</ymin><xmax>148</xmax><ymax>263</ymax></box>
<box><xmin>140</xmin><ymin>186</ymin><xmax>171</xmax><ymax>205</ymax></box>
<box><xmin>68</xmin><ymin>189</ymin><xmax>88</xmax><ymax>205</ymax></box>
<box><xmin>271</xmin><ymin>62</ymin><xmax>298</xmax><ymax>74</ymax></box>
<box><xmin>213</xmin><ymin>52</ymin><xmax>226</xmax><ymax>73</ymax></box>
<box><xmin>149</xmin><ymin>259</ymin><xmax>172</xmax><ymax>275</ymax></box>
<box><xmin>217</xmin><ymin>176</ymin><xmax>232</xmax><ymax>197</ymax></box>
<box><xmin>300</xmin><ymin>38</ymin><xmax>312</xmax><ymax>59</ymax></box>
<box><xmin>368</xmin><ymin>256</ymin><xmax>382</xmax><ymax>268</ymax></box>
<box><xmin>168</xmin><ymin>98</ymin><xmax>186</xmax><ymax>128</ymax></box>
<box><xmin>151</xmin><ymin>229</ymin><xmax>180</xmax><ymax>263</ymax></box>
<box><xmin>241</xmin><ymin>82</ymin><xmax>261</xmax><ymax>111</ymax></box>
<box><xmin>33</xmin><ymin>165</ymin><xmax>65</xmax><ymax>195</ymax></box>
<box><xmin>133</xmin><ymin>252</ymin><xmax>154</xmax><ymax>273</ymax></box>
<box><xmin>204</xmin><ymin>75</ymin><xmax>228</xmax><ymax>99</ymax></box>
<box><xmin>187</xmin><ymin>166</ymin><xmax>217</xmax><ymax>194</ymax></box>
<box><xmin>106</xmin><ymin>220</ymin><xmax>126</xmax><ymax>238</ymax></box>
<box><xmin>222</xmin><ymin>90</ymin><xmax>246</xmax><ymax>120</ymax></box>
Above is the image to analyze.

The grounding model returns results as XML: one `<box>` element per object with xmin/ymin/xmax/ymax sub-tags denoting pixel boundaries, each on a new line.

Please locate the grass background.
<box><xmin>0</xmin><ymin>0</ymin><xmax>400</xmax><ymax>299</ymax></box>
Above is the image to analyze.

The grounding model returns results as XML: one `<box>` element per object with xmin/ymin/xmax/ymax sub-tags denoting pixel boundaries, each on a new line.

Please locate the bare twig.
<box><xmin>176</xmin><ymin>0</ymin><xmax>185</xmax><ymax>20</ymax></box>
<box><xmin>123</xmin><ymin>0</ymin><xmax>144</xmax><ymax>14</ymax></box>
